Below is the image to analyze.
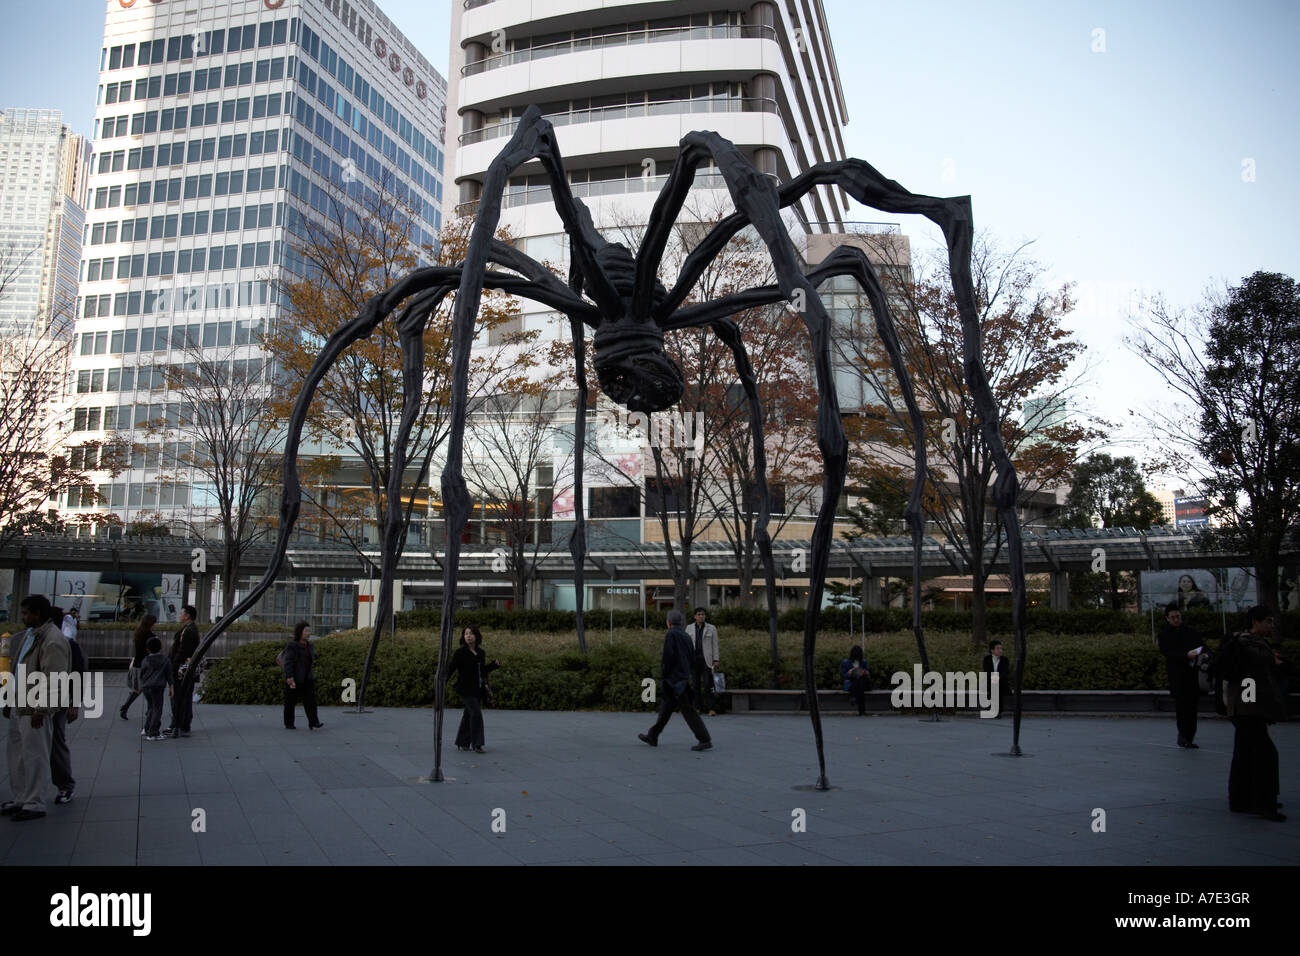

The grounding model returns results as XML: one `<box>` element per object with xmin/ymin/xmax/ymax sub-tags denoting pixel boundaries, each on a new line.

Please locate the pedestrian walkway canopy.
<box><xmin>4</xmin><ymin>525</ymin><xmax>1288</xmax><ymax>583</ymax></box>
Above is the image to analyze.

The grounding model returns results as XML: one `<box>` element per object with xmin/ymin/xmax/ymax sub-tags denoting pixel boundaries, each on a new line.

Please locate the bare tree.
<box><xmin>146</xmin><ymin>342</ymin><xmax>282</xmax><ymax>614</ymax></box>
<box><xmin>267</xmin><ymin>184</ymin><xmax>523</xmax><ymax>576</ymax></box>
<box><xmin>1128</xmin><ymin>272</ymin><xmax>1300</xmax><ymax>615</ymax></box>
<box><xmin>836</xmin><ymin>232</ymin><xmax>1107</xmax><ymax>643</ymax></box>
<box><xmin>0</xmin><ymin>334</ymin><xmax>130</xmax><ymax>547</ymax></box>
<box><xmin>462</xmin><ymin>372</ymin><xmax>574</xmax><ymax>607</ymax></box>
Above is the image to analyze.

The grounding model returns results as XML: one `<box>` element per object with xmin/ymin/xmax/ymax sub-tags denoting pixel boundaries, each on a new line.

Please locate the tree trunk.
<box><xmin>737</xmin><ymin>553</ymin><xmax>754</xmax><ymax>607</ymax></box>
<box><xmin>1257</xmin><ymin>558</ymin><xmax>1280</xmax><ymax>621</ymax></box>
<box><xmin>970</xmin><ymin>579</ymin><xmax>988</xmax><ymax>646</ymax></box>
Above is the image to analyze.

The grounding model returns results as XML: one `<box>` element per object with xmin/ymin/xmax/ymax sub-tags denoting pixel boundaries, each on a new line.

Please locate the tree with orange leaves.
<box><xmin>265</xmin><ymin>176</ymin><xmax>527</xmax><ymax>584</ymax></box>
<box><xmin>836</xmin><ymin>233</ymin><xmax>1107</xmax><ymax>644</ymax></box>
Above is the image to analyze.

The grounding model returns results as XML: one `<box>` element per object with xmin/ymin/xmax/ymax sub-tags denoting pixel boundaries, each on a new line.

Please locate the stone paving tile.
<box><xmin>1</xmin><ymin>704</ymin><xmax>1297</xmax><ymax>866</ymax></box>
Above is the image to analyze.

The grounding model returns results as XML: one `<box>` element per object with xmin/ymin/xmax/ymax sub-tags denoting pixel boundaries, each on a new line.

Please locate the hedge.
<box><xmin>201</xmin><ymin>625</ymin><xmax>1291</xmax><ymax>709</ymax></box>
<box><xmin>396</xmin><ymin>605</ymin><xmax>1300</xmax><ymax>639</ymax></box>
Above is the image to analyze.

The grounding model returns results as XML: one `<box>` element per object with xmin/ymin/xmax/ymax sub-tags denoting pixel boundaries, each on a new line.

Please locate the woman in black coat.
<box><xmin>282</xmin><ymin>620</ymin><xmax>323</xmax><ymax>730</ymax></box>
<box><xmin>120</xmin><ymin>614</ymin><xmax>157</xmax><ymax>719</ymax></box>
<box><xmin>446</xmin><ymin>626</ymin><xmax>499</xmax><ymax>753</ymax></box>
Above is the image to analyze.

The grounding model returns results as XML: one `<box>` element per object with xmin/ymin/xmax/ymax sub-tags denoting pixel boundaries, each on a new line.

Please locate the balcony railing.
<box><xmin>459</xmin><ymin>97</ymin><xmax>779</xmax><ymax>146</ymax></box>
<box><xmin>461</xmin><ymin>23</ymin><xmax>778</xmax><ymax>76</ymax></box>
<box><xmin>456</xmin><ymin>170</ymin><xmax>754</xmax><ymax>217</ymax></box>
<box><xmin>806</xmin><ymin>221</ymin><xmax>903</xmax><ymax>235</ymax></box>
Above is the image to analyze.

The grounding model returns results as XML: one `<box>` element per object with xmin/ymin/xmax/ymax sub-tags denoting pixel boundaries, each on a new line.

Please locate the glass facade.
<box><xmin>68</xmin><ymin>0</ymin><xmax>447</xmax><ymax>545</ymax></box>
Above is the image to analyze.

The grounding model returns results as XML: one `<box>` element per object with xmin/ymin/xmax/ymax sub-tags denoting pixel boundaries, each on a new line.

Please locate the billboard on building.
<box><xmin>1140</xmin><ymin>567</ymin><xmax>1258</xmax><ymax>613</ymax></box>
<box><xmin>1174</xmin><ymin>496</ymin><xmax>1210</xmax><ymax>529</ymax></box>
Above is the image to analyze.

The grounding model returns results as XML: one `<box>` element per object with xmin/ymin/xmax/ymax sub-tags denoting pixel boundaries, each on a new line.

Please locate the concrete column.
<box><xmin>459</xmin><ymin>179</ymin><xmax>482</xmax><ymax>207</ymax></box>
<box><xmin>752</xmin><ymin>147</ymin><xmax>779</xmax><ymax>176</ymax></box>
<box><xmin>194</xmin><ymin>573</ymin><xmax>212</xmax><ymax>622</ymax></box>
<box><xmin>690</xmin><ymin>577</ymin><xmax>709</xmax><ymax>612</ymax></box>
<box><xmin>862</xmin><ymin>574</ymin><xmax>882</xmax><ymax>608</ymax></box>
<box><xmin>749</xmin><ymin>72</ymin><xmax>777</xmax><ymax>108</ymax></box>
<box><xmin>1050</xmin><ymin>570</ymin><xmax>1070</xmax><ymax>610</ymax></box>
<box><xmin>748</xmin><ymin>2</ymin><xmax>776</xmax><ymax>29</ymax></box>
<box><xmin>11</xmin><ymin>552</ymin><xmax>31</xmax><ymax>613</ymax></box>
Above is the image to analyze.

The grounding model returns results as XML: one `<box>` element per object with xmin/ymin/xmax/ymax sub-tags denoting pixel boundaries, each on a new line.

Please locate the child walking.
<box><xmin>139</xmin><ymin>636</ymin><xmax>173</xmax><ymax>741</ymax></box>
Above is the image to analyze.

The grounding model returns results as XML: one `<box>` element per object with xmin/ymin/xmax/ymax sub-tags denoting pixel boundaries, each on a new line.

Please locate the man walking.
<box><xmin>1158</xmin><ymin>603</ymin><xmax>1203</xmax><ymax>748</ymax></box>
<box><xmin>2</xmin><ymin>596</ymin><xmax>70</xmax><ymax>821</ymax></box>
<box><xmin>163</xmin><ymin>605</ymin><xmax>200</xmax><ymax>738</ymax></box>
<box><xmin>690</xmin><ymin>607</ymin><xmax>720</xmax><ymax>716</ymax></box>
<box><xmin>639</xmin><ymin>610</ymin><xmax>712</xmax><ymax>751</ymax></box>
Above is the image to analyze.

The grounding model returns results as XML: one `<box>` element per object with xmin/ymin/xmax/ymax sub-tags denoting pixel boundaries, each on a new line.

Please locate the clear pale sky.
<box><xmin>3</xmin><ymin>0</ymin><xmax>1296</xmax><ymax>472</ymax></box>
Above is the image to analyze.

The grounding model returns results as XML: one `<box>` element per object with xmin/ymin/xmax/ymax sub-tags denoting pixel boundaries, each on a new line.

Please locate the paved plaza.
<box><xmin>3</xmin><ymin>675</ymin><xmax>1298</xmax><ymax>866</ymax></box>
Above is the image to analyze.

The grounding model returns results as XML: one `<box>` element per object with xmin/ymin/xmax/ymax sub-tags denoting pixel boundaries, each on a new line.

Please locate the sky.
<box><xmin>2</xmin><ymin>0</ymin><xmax>1296</xmax><ymax>480</ymax></box>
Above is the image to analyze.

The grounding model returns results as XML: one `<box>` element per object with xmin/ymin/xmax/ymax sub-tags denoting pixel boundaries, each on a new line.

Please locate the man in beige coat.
<box><xmin>690</xmin><ymin>607</ymin><xmax>720</xmax><ymax>716</ymax></box>
<box><xmin>3</xmin><ymin>595</ymin><xmax>70</xmax><ymax>821</ymax></box>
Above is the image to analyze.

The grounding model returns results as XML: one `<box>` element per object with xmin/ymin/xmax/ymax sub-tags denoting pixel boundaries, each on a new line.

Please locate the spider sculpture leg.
<box><xmin>363</xmin><ymin>284</ymin><xmax>455</xmax><ymax>708</ymax></box>
<box><xmin>707</xmin><ymin>318</ymin><xmax>782</xmax><ymax>683</ymax></box>
<box><xmin>365</xmin><ymin>241</ymin><xmax>598</xmax><ymax>708</ymax></box>
<box><xmin>568</xmin><ymin>315</ymin><xmax>590</xmax><ymax>654</ymax></box>
<box><xmin>173</xmin><ymin>257</ymin><xmax>591</xmax><ymax>718</ymax></box>
<box><xmin>668</xmin><ymin>244</ymin><xmax>934</xmax><ymax>677</ymax></box>
<box><xmin>661</xmin><ymin>156</ymin><xmax>1028</xmax><ymax>752</ymax></box>
<box><xmin>176</xmin><ymin>266</ymin><xmax>458</xmax><ymax>700</ymax></box>
<box><xmin>647</xmin><ymin>132</ymin><xmax>847</xmax><ymax>789</ymax></box>
<box><xmin>432</xmin><ymin>106</ymin><xmax>643</xmax><ymax>779</ymax></box>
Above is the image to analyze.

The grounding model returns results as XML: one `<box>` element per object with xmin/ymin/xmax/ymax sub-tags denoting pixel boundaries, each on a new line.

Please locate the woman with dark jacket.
<box><xmin>282</xmin><ymin>620</ymin><xmax>323</xmax><ymax>730</ymax></box>
<box><xmin>1215</xmin><ymin>606</ymin><xmax>1286</xmax><ymax>821</ymax></box>
<box><xmin>120</xmin><ymin>614</ymin><xmax>157</xmax><ymax>719</ymax></box>
<box><xmin>445</xmin><ymin>626</ymin><xmax>499</xmax><ymax>753</ymax></box>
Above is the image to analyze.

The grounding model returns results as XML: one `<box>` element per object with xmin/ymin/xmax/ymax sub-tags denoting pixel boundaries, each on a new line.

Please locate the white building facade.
<box><xmin>440</xmin><ymin>0</ymin><xmax>892</xmax><ymax>613</ymax></box>
<box><xmin>0</xmin><ymin>108</ymin><xmax>89</xmax><ymax>337</ymax></box>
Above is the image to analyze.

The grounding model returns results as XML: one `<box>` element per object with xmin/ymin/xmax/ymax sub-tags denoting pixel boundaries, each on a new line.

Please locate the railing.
<box><xmin>459</xmin><ymin>97</ymin><xmax>779</xmax><ymax>146</ymax></box>
<box><xmin>805</xmin><ymin>221</ymin><xmax>902</xmax><ymax>235</ymax></box>
<box><xmin>461</xmin><ymin>23</ymin><xmax>778</xmax><ymax>76</ymax></box>
<box><xmin>455</xmin><ymin>170</ymin><xmax>761</xmax><ymax>217</ymax></box>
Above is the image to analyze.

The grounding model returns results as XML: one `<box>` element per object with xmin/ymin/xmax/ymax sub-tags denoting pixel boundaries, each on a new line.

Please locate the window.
<box><xmin>645</xmin><ymin>478</ymin><xmax>685</xmax><ymax>516</ymax></box>
<box><xmin>590</xmin><ymin>486</ymin><xmax>640</xmax><ymax>518</ymax></box>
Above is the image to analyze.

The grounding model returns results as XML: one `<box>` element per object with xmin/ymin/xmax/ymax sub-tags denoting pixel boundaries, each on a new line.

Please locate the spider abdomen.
<box><xmin>593</xmin><ymin>317</ymin><xmax>685</xmax><ymax>413</ymax></box>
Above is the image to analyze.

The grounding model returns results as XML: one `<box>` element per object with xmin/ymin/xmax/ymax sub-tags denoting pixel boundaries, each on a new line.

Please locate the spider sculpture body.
<box><xmin>182</xmin><ymin>106</ymin><xmax>1030</xmax><ymax>788</ymax></box>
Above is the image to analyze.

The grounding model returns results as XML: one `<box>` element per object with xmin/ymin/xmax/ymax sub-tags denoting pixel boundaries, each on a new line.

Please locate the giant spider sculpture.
<box><xmin>182</xmin><ymin>106</ymin><xmax>1030</xmax><ymax>788</ymax></box>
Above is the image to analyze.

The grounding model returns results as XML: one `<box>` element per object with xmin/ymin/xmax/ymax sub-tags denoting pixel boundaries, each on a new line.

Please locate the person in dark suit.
<box><xmin>840</xmin><ymin>644</ymin><xmax>871</xmax><ymax>716</ymax></box>
<box><xmin>640</xmin><ymin>610</ymin><xmax>712</xmax><ymax>751</ymax></box>
<box><xmin>1216</xmin><ymin>606</ymin><xmax>1286</xmax><ymax>821</ymax></box>
<box><xmin>1158</xmin><ymin>603</ymin><xmax>1204</xmax><ymax>748</ymax></box>
<box><xmin>163</xmin><ymin>605</ymin><xmax>200</xmax><ymax>738</ymax></box>
<box><xmin>282</xmin><ymin>620</ymin><xmax>323</xmax><ymax>730</ymax></box>
<box><xmin>982</xmin><ymin>640</ymin><xmax>1011</xmax><ymax>717</ymax></box>
<box><xmin>445</xmin><ymin>626</ymin><xmax>499</xmax><ymax>754</ymax></box>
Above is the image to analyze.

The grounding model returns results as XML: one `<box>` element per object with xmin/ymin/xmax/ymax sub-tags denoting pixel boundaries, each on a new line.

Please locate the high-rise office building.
<box><xmin>55</xmin><ymin>0</ymin><xmax>448</xmax><ymax>624</ymax></box>
<box><xmin>0</xmin><ymin>108</ymin><xmax>89</xmax><ymax>337</ymax></box>
<box><xmin>68</xmin><ymin>0</ymin><xmax>446</xmax><ymax>536</ymax></box>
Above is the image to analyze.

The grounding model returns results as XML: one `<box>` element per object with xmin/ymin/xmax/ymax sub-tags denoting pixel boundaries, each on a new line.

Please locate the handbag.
<box><xmin>481</xmin><ymin>680</ymin><xmax>495</xmax><ymax>708</ymax></box>
<box><xmin>712</xmin><ymin>672</ymin><xmax>727</xmax><ymax>694</ymax></box>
